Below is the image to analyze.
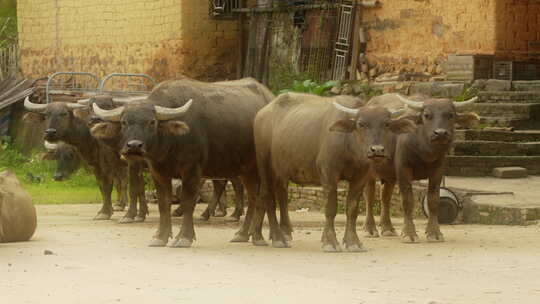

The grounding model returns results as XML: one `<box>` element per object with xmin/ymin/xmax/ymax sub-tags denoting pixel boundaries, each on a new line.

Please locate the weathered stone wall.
<box><xmin>362</xmin><ymin>0</ymin><xmax>498</xmax><ymax>75</ymax></box>
<box><xmin>495</xmin><ymin>0</ymin><xmax>540</xmax><ymax>60</ymax></box>
<box><xmin>17</xmin><ymin>0</ymin><xmax>241</xmax><ymax>81</ymax></box>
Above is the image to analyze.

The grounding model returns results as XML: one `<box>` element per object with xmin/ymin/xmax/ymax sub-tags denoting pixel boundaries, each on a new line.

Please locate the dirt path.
<box><xmin>2</xmin><ymin>204</ymin><xmax>540</xmax><ymax>304</ymax></box>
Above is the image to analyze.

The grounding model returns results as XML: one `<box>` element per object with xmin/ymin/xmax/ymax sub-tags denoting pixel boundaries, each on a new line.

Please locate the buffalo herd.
<box><xmin>19</xmin><ymin>77</ymin><xmax>479</xmax><ymax>251</ymax></box>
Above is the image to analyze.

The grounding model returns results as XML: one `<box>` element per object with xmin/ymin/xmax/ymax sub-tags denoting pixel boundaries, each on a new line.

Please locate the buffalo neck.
<box><xmin>62</xmin><ymin>117</ymin><xmax>99</xmax><ymax>165</ymax></box>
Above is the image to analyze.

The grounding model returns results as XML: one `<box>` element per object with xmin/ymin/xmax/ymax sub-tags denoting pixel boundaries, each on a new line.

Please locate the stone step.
<box><xmin>478</xmin><ymin>116</ymin><xmax>540</xmax><ymax>129</ymax></box>
<box><xmin>512</xmin><ymin>81</ymin><xmax>540</xmax><ymax>91</ymax></box>
<box><xmin>452</xmin><ymin>140</ymin><xmax>540</xmax><ymax>156</ymax></box>
<box><xmin>446</xmin><ymin>156</ymin><xmax>540</xmax><ymax>176</ymax></box>
<box><xmin>470</xmin><ymin>103</ymin><xmax>540</xmax><ymax>118</ymax></box>
<box><xmin>454</xmin><ymin>129</ymin><xmax>540</xmax><ymax>142</ymax></box>
<box><xmin>477</xmin><ymin>91</ymin><xmax>540</xmax><ymax>103</ymax></box>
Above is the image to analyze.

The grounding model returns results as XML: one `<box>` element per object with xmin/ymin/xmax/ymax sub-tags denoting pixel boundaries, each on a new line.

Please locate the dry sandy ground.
<box><xmin>2</xmin><ymin>204</ymin><xmax>540</xmax><ymax>304</ymax></box>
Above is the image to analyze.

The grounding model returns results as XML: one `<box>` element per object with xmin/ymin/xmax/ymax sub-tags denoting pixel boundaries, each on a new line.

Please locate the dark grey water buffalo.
<box><xmin>24</xmin><ymin>96</ymin><xmax>129</xmax><ymax>220</ymax></box>
<box><xmin>91</xmin><ymin>77</ymin><xmax>274</xmax><ymax>247</ymax></box>
<box><xmin>0</xmin><ymin>171</ymin><xmax>37</xmax><ymax>243</ymax></box>
<box><xmin>250</xmin><ymin>93</ymin><xmax>416</xmax><ymax>251</ymax></box>
<box><xmin>362</xmin><ymin>93</ymin><xmax>479</xmax><ymax>242</ymax></box>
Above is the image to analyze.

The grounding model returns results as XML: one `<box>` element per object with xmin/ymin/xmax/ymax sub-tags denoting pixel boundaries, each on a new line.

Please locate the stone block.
<box><xmin>485</xmin><ymin>79</ymin><xmax>512</xmax><ymax>91</ymax></box>
<box><xmin>492</xmin><ymin>167</ymin><xmax>528</xmax><ymax>179</ymax></box>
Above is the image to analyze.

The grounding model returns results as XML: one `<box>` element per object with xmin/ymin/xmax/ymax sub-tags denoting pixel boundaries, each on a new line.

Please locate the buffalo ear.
<box><xmin>73</xmin><ymin>108</ymin><xmax>91</xmax><ymax>121</ymax></box>
<box><xmin>160</xmin><ymin>121</ymin><xmax>190</xmax><ymax>136</ymax></box>
<box><xmin>389</xmin><ymin>117</ymin><xmax>417</xmax><ymax>134</ymax></box>
<box><xmin>90</xmin><ymin>122</ymin><xmax>120</xmax><ymax>139</ymax></box>
<box><xmin>23</xmin><ymin>112</ymin><xmax>44</xmax><ymax>122</ymax></box>
<box><xmin>456</xmin><ymin>112</ymin><xmax>480</xmax><ymax>128</ymax></box>
<box><xmin>329</xmin><ymin>119</ymin><xmax>356</xmax><ymax>133</ymax></box>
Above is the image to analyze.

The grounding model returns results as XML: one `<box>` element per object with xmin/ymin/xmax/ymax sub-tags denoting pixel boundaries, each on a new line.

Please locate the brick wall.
<box><xmin>362</xmin><ymin>0</ymin><xmax>498</xmax><ymax>75</ymax></box>
<box><xmin>17</xmin><ymin>0</ymin><xmax>241</xmax><ymax>81</ymax></box>
<box><xmin>495</xmin><ymin>0</ymin><xmax>540</xmax><ymax>60</ymax></box>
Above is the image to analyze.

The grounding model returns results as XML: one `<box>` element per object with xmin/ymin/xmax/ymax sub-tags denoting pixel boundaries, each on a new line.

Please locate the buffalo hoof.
<box><xmin>426</xmin><ymin>232</ymin><xmax>445</xmax><ymax>243</ymax></box>
<box><xmin>230</xmin><ymin>209</ymin><xmax>243</xmax><ymax>220</ymax></box>
<box><xmin>401</xmin><ymin>233</ymin><xmax>420</xmax><ymax>243</ymax></box>
<box><xmin>322</xmin><ymin>244</ymin><xmax>342</xmax><ymax>253</ymax></box>
<box><xmin>346</xmin><ymin>244</ymin><xmax>367</xmax><ymax>253</ymax></box>
<box><xmin>272</xmin><ymin>240</ymin><xmax>290</xmax><ymax>248</ymax></box>
<box><xmin>170</xmin><ymin>238</ymin><xmax>193</xmax><ymax>248</ymax></box>
<box><xmin>252</xmin><ymin>238</ymin><xmax>268</xmax><ymax>246</ymax></box>
<box><xmin>380</xmin><ymin>229</ymin><xmax>398</xmax><ymax>237</ymax></box>
<box><xmin>172</xmin><ymin>208</ymin><xmax>183</xmax><ymax>217</ymax></box>
<box><xmin>118</xmin><ymin>217</ymin><xmax>135</xmax><ymax>224</ymax></box>
<box><xmin>214</xmin><ymin>209</ymin><xmax>227</xmax><ymax>217</ymax></box>
<box><xmin>363</xmin><ymin>229</ymin><xmax>380</xmax><ymax>238</ymax></box>
<box><xmin>149</xmin><ymin>238</ymin><xmax>168</xmax><ymax>247</ymax></box>
<box><xmin>230</xmin><ymin>233</ymin><xmax>250</xmax><ymax>243</ymax></box>
<box><xmin>134</xmin><ymin>215</ymin><xmax>146</xmax><ymax>223</ymax></box>
<box><xmin>113</xmin><ymin>204</ymin><xmax>126</xmax><ymax>212</ymax></box>
<box><xmin>283</xmin><ymin>234</ymin><xmax>293</xmax><ymax>242</ymax></box>
<box><xmin>93</xmin><ymin>212</ymin><xmax>112</xmax><ymax>221</ymax></box>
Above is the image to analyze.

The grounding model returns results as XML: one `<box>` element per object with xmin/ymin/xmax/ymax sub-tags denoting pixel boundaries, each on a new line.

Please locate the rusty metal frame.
<box><xmin>46</xmin><ymin>72</ymin><xmax>100</xmax><ymax>103</ymax></box>
<box><xmin>98</xmin><ymin>73</ymin><xmax>156</xmax><ymax>96</ymax></box>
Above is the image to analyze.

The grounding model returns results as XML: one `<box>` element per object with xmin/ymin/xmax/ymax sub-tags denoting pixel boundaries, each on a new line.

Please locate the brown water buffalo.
<box><xmin>250</xmin><ymin>93</ymin><xmax>416</xmax><ymax>251</ymax></box>
<box><xmin>24</xmin><ymin>96</ymin><xmax>130</xmax><ymax>221</ymax></box>
<box><xmin>91</xmin><ymin>77</ymin><xmax>274</xmax><ymax>248</ymax></box>
<box><xmin>0</xmin><ymin>171</ymin><xmax>37</xmax><ymax>243</ymax></box>
<box><xmin>362</xmin><ymin>93</ymin><xmax>479</xmax><ymax>242</ymax></box>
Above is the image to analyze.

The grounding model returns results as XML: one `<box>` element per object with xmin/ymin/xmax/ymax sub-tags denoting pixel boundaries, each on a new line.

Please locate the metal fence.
<box><xmin>241</xmin><ymin>3</ymin><xmax>343</xmax><ymax>90</ymax></box>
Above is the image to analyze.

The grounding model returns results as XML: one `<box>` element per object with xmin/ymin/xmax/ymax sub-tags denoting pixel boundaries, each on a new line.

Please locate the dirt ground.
<box><xmin>2</xmin><ymin>204</ymin><xmax>540</xmax><ymax>304</ymax></box>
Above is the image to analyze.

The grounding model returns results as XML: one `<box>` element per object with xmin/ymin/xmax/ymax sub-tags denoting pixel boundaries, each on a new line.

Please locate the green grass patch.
<box><xmin>0</xmin><ymin>137</ymin><xmax>104</xmax><ymax>205</ymax></box>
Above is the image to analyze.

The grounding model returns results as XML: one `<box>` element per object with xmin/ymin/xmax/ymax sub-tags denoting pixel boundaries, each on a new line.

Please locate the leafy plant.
<box><xmin>454</xmin><ymin>85</ymin><xmax>479</xmax><ymax>102</ymax></box>
<box><xmin>279</xmin><ymin>79</ymin><xmax>339</xmax><ymax>96</ymax></box>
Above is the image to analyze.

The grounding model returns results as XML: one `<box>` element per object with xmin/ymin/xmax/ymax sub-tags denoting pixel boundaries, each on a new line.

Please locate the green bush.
<box><xmin>279</xmin><ymin>79</ymin><xmax>339</xmax><ymax>96</ymax></box>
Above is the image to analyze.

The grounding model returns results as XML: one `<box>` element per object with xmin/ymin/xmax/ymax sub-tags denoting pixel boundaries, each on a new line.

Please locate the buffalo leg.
<box><xmin>172</xmin><ymin>181</ymin><xmax>184</xmax><ymax>217</ymax></box>
<box><xmin>232</xmin><ymin>173</ymin><xmax>266</xmax><ymax>245</ymax></box>
<box><xmin>200</xmin><ymin>180</ymin><xmax>227</xmax><ymax>220</ymax></box>
<box><xmin>425</xmin><ymin>173</ymin><xmax>444</xmax><ymax>242</ymax></box>
<box><xmin>120</xmin><ymin>163</ymin><xmax>142</xmax><ymax>223</ymax></box>
<box><xmin>134</xmin><ymin>163</ymin><xmax>148</xmax><ymax>222</ymax></box>
<box><xmin>362</xmin><ymin>179</ymin><xmax>379</xmax><ymax>238</ymax></box>
<box><xmin>276</xmin><ymin>180</ymin><xmax>293</xmax><ymax>242</ymax></box>
<box><xmin>113</xmin><ymin>177</ymin><xmax>127</xmax><ymax>211</ymax></box>
<box><xmin>171</xmin><ymin>170</ymin><xmax>201</xmax><ymax>248</ymax></box>
<box><xmin>215</xmin><ymin>181</ymin><xmax>228</xmax><ymax>217</ymax></box>
<box><xmin>230</xmin><ymin>178</ymin><xmax>244</xmax><ymax>220</ymax></box>
<box><xmin>379</xmin><ymin>180</ymin><xmax>397</xmax><ymax>236</ymax></box>
<box><xmin>399</xmin><ymin>180</ymin><xmax>419</xmax><ymax>243</ymax></box>
<box><xmin>94</xmin><ymin>173</ymin><xmax>114</xmax><ymax>220</ymax></box>
<box><xmin>343</xmin><ymin>178</ymin><xmax>365</xmax><ymax>252</ymax></box>
<box><xmin>321</xmin><ymin>184</ymin><xmax>341</xmax><ymax>252</ymax></box>
<box><xmin>149</xmin><ymin>174</ymin><xmax>173</xmax><ymax>247</ymax></box>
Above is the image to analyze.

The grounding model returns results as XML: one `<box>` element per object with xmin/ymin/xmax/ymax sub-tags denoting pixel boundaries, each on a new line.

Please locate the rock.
<box><xmin>44</xmin><ymin>250</ymin><xmax>54</xmax><ymax>255</ymax></box>
<box><xmin>492</xmin><ymin>167</ymin><xmax>528</xmax><ymax>179</ymax></box>
<box><xmin>330</xmin><ymin>85</ymin><xmax>342</xmax><ymax>95</ymax></box>
<box><xmin>484</xmin><ymin>79</ymin><xmax>511</xmax><ymax>91</ymax></box>
<box><xmin>369</xmin><ymin>67</ymin><xmax>378</xmax><ymax>78</ymax></box>
<box><xmin>472</xmin><ymin>79</ymin><xmax>488</xmax><ymax>90</ymax></box>
<box><xmin>341</xmin><ymin>83</ymin><xmax>353</xmax><ymax>95</ymax></box>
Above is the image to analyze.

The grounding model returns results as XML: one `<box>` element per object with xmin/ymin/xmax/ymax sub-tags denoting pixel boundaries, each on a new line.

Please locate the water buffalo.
<box><xmin>362</xmin><ymin>93</ymin><xmax>479</xmax><ymax>242</ymax></box>
<box><xmin>249</xmin><ymin>93</ymin><xmax>416</xmax><ymax>251</ymax></box>
<box><xmin>24</xmin><ymin>96</ymin><xmax>130</xmax><ymax>220</ymax></box>
<box><xmin>0</xmin><ymin>171</ymin><xmax>37</xmax><ymax>243</ymax></box>
<box><xmin>91</xmin><ymin>77</ymin><xmax>274</xmax><ymax>247</ymax></box>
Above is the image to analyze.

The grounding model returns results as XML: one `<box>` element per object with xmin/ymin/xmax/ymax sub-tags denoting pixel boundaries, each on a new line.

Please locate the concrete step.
<box><xmin>446</xmin><ymin>155</ymin><xmax>540</xmax><ymax>176</ymax></box>
<box><xmin>477</xmin><ymin>91</ymin><xmax>540</xmax><ymax>103</ymax></box>
<box><xmin>479</xmin><ymin>116</ymin><xmax>540</xmax><ymax>129</ymax></box>
<box><xmin>452</xmin><ymin>140</ymin><xmax>540</xmax><ymax>156</ymax></box>
<box><xmin>470</xmin><ymin>103</ymin><xmax>540</xmax><ymax>118</ymax></box>
<box><xmin>455</xmin><ymin>129</ymin><xmax>540</xmax><ymax>142</ymax></box>
<box><xmin>512</xmin><ymin>81</ymin><xmax>540</xmax><ymax>91</ymax></box>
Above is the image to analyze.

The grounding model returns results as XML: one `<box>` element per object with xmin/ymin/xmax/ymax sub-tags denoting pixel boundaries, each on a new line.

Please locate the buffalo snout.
<box><xmin>431</xmin><ymin>128</ymin><xmax>451</xmax><ymax>143</ymax></box>
<box><xmin>44</xmin><ymin>128</ymin><xmax>57</xmax><ymax>140</ymax></box>
<box><xmin>367</xmin><ymin>145</ymin><xmax>387</xmax><ymax>160</ymax></box>
<box><xmin>122</xmin><ymin>140</ymin><xmax>146</xmax><ymax>157</ymax></box>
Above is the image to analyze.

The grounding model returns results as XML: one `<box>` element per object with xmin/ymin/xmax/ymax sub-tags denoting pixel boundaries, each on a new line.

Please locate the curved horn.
<box><xmin>332</xmin><ymin>101</ymin><xmax>359</xmax><ymax>115</ymax></box>
<box><xmin>44</xmin><ymin>140</ymin><xmax>58</xmax><ymax>151</ymax></box>
<box><xmin>454</xmin><ymin>96</ymin><xmax>478</xmax><ymax>108</ymax></box>
<box><xmin>389</xmin><ymin>107</ymin><xmax>406</xmax><ymax>118</ymax></box>
<box><xmin>396</xmin><ymin>94</ymin><xmax>424</xmax><ymax>111</ymax></box>
<box><xmin>155</xmin><ymin>99</ymin><xmax>193</xmax><ymax>121</ymax></box>
<box><xmin>77</xmin><ymin>98</ymin><xmax>91</xmax><ymax>106</ymax></box>
<box><xmin>112</xmin><ymin>96</ymin><xmax>147</xmax><ymax>105</ymax></box>
<box><xmin>67</xmin><ymin>102</ymin><xmax>87</xmax><ymax>110</ymax></box>
<box><xmin>92</xmin><ymin>103</ymin><xmax>124</xmax><ymax>122</ymax></box>
<box><xmin>24</xmin><ymin>96</ymin><xmax>47</xmax><ymax>113</ymax></box>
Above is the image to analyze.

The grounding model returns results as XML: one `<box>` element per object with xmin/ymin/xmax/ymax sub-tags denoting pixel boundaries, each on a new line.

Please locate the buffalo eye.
<box><xmin>61</xmin><ymin>112</ymin><xmax>68</xmax><ymax>117</ymax></box>
<box><xmin>357</xmin><ymin>121</ymin><xmax>367</xmax><ymax>128</ymax></box>
<box><xmin>384</xmin><ymin>121</ymin><xmax>390</xmax><ymax>128</ymax></box>
<box><xmin>149</xmin><ymin>120</ymin><xmax>157</xmax><ymax>126</ymax></box>
<box><xmin>121</xmin><ymin>120</ymin><xmax>128</xmax><ymax>126</ymax></box>
<box><xmin>447</xmin><ymin>112</ymin><xmax>455</xmax><ymax>119</ymax></box>
<box><xmin>423</xmin><ymin>113</ymin><xmax>432</xmax><ymax>120</ymax></box>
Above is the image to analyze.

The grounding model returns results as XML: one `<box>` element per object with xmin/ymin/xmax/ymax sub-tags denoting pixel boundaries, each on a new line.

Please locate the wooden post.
<box><xmin>348</xmin><ymin>2</ymin><xmax>362</xmax><ymax>80</ymax></box>
<box><xmin>236</xmin><ymin>2</ymin><xmax>245</xmax><ymax>79</ymax></box>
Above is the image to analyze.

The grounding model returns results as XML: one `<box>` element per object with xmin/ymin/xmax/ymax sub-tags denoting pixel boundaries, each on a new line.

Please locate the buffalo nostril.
<box><xmin>45</xmin><ymin>128</ymin><xmax>57</xmax><ymax>135</ymax></box>
<box><xmin>127</xmin><ymin>140</ymin><xmax>144</xmax><ymax>149</ymax></box>
<box><xmin>434</xmin><ymin>129</ymin><xmax>448</xmax><ymax>136</ymax></box>
<box><xmin>370</xmin><ymin>145</ymin><xmax>385</xmax><ymax>153</ymax></box>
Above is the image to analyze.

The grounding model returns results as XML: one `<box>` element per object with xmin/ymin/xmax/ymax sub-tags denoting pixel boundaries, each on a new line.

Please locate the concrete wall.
<box><xmin>17</xmin><ymin>0</ymin><xmax>241</xmax><ymax>81</ymax></box>
<box><xmin>362</xmin><ymin>0</ymin><xmax>498</xmax><ymax>75</ymax></box>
